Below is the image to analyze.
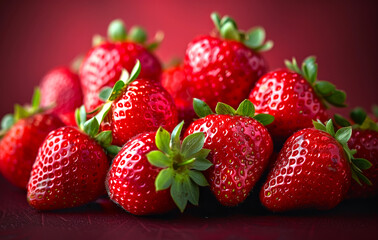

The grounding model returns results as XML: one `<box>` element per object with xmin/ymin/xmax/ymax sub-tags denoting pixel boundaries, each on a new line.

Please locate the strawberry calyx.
<box><xmin>334</xmin><ymin>107</ymin><xmax>378</xmax><ymax>132</ymax></box>
<box><xmin>312</xmin><ymin>119</ymin><xmax>372</xmax><ymax>186</ymax></box>
<box><xmin>285</xmin><ymin>56</ymin><xmax>347</xmax><ymax>108</ymax></box>
<box><xmin>210</xmin><ymin>12</ymin><xmax>273</xmax><ymax>52</ymax></box>
<box><xmin>146</xmin><ymin>121</ymin><xmax>212</xmax><ymax>212</ymax></box>
<box><xmin>0</xmin><ymin>88</ymin><xmax>51</xmax><ymax>138</ymax></box>
<box><xmin>92</xmin><ymin>19</ymin><xmax>164</xmax><ymax>51</ymax></box>
<box><xmin>193</xmin><ymin>98</ymin><xmax>274</xmax><ymax>126</ymax></box>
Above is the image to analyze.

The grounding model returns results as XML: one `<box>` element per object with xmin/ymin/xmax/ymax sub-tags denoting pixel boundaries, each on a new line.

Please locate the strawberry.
<box><xmin>0</xmin><ymin>89</ymin><xmax>64</xmax><ymax>189</ymax></box>
<box><xmin>334</xmin><ymin>107</ymin><xmax>378</xmax><ymax>198</ymax></box>
<box><xmin>107</xmin><ymin>122</ymin><xmax>212</xmax><ymax>215</ymax></box>
<box><xmin>249</xmin><ymin>57</ymin><xmax>347</xmax><ymax>143</ymax></box>
<box><xmin>94</xmin><ymin>61</ymin><xmax>178</xmax><ymax>146</ymax></box>
<box><xmin>27</xmin><ymin>106</ymin><xmax>119</xmax><ymax>210</ymax></box>
<box><xmin>185</xmin><ymin>99</ymin><xmax>274</xmax><ymax>206</ymax></box>
<box><xmin>183</xmin><ymin>13</ymin><xmax>272</xmax><ymax>110</ymax></box>
<box><xmin>161</xmin><ymin>64</ymin><xmax>195</xmax><ymax>127</ymax></box>
<box><xmin>40</xmin><ymin>67</ymin><xmax>83</xmax><ymax>126</ymax></box>
<box><xmin>80</xmin><ymin>19</ymin><xmax>163</xmax><ymax>112</ymax></box>
<box><xmin>260</xmin><ymin>120</ymin><xmax>372</xmax><ymax>212</ymax></box>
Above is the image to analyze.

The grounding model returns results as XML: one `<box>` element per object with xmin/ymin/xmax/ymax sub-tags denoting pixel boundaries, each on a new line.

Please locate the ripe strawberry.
<box><xmin>249</xmin><ymin>57</ymin><xmax>346</xmax><ymax>142</ymax></box>
<box><xmin>107</xmin><ymin>122</ymin><xmax>211</xmax><ymax>215</ymax></box>
<box><xmin>260</xmin><ymin>120</ymin><xmax>371</xmax><ymax>212</ymax></box>
<box><xmin>185</xmin><ymin>99</ymin><xmax>274</xmax><ymax>206</ymax></box>
<box><xmin>94</xmin><ymin>61</ymin><xmax>178</xmax><ymax>146</ymax></box>
<box><xmin>161</xmin><ymin>64</ymin><xmax>195</xmax><ymax>127</ymax></box>
<box><xmin>0</xmin><ymin>89</ymin><xmax>64</xmax><ymax>189</ymax></box>
<box><xmin>334</xmin><ymin>107</ymin><xmax>378</xmax><ymax>198</ymax></box>
<box><xmin>27</xmin><ymin>106</ymin><xmax>119</xmax><ymax>210</ymax></box>
<box><xmin>40</xmin><ymin>67</ymin><xmax>83</xmax><ymax>126</ymax></box>
<box><xmin>184</xmin><ymin>13</ymin><xmax>272</xmax><ymax>110</ymax></box>
<box><xmin>80</xmin><ymin>19</ymin><xmax>163</xmax><ymax>112</ymax></box>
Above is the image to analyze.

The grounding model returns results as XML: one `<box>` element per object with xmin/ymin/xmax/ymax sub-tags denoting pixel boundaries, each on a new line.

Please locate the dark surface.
<box><xmin>1</xmin><ymin>175</ymin><xmax>377</xmax><ymax>240</ymax></box>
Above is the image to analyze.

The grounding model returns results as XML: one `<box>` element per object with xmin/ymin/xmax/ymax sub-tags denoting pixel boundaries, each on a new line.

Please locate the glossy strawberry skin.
<box><xmin>249</xmin><ymin>69</ymin><xmax>329</xmax><ymax>140</ymax></box>
<box><xmin>260</xmin><ymin>128</ymin><xmax>350</xmax><ymax>212</ymax></box>
<box><xmin>0</xmin><ymin>114</ymin><xmax>64</xmax><ymax>189</ymax></box>
<box><xmin>80</xmin><ymin>42</ymin><xmax>162</xmax><ymax>112</ymax></box>
<box><xmin>110</xmin><ymin>79</ymin><xmax>178</xmax><ymax>146</ymax></box>
<box><xmin>184</xmin><ymin>36</ymin><xmax>267</xmax><ymax>110</ymax></box>
<box><xmin>106</xmin><ymin>132</ymin><xmax>175</xmax><ymax>215</ymax></box>
<box><xmin>347</xmin><ymin>129</ymin><xmax>378</xmax><ymax>198</ymax></box>
<box><xmin>40</xmin><ymin>67</ymin><xmax>83</xmax><ymax>126</ymax></box>
<box><xmin>27</xmin><ymin>126</ymin><xmax>109</xmax><ymax>210</ymax></box>
<box><xmin>161</xmin><ymin>65</ymin><xmax>195</xmax><ymax>127</ymax></box>
<box><xmin>185</xmin><ymin>115</ymin><xmax>273</xmax><ymax>206</ymax></box>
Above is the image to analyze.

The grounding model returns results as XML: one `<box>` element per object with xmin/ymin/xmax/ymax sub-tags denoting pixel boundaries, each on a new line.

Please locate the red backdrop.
<box><xmin>0</xmin><ymin>0</ymin><xmax>377</xmax><ymax>117</ymax></box>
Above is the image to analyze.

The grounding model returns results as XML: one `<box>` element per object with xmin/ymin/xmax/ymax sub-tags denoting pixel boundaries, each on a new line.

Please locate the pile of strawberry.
<box><xmin>0</xmin><ymin>13</ymin><xmax>377</xmax><ymax>215</ymax></box>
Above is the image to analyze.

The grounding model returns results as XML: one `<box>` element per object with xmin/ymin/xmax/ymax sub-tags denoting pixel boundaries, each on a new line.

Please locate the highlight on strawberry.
<box><xmin>106</xmin><ymin>121</ymin><xmax>212</xmax><ymax>215</ymax></box>
<box><xmin>185</xmin><ymin>99</ymin><xmax>274</xmax><ymax>206</ymax></box>
<box><xmin>0</xmin><ymin>88</ymin><xmax>64</xmax><ymax>189</ymax></box>
<box><xmin>249</xmin><ymin>56</ymin><xmax>347</xmax><ymax>143</ymax></box>
<box><xmin>260</xmin><ymin>119</ymin><xmax>372</xmax><ymax>212</ymax></box>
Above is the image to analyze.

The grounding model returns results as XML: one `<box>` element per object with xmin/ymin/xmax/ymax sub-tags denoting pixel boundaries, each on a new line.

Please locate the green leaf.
<box><xmin>301</xmin><ymin>56</ymin><xmax>317</xmax><ymax>84</ymax></box>
<box><xmin>215</xmin><ymin>102</ymin><xmax>236</xmax><ymax>115</ymax></box>
<box><xmin>190</xmin><ymin>148</ymin><xmax>211</xmax><ymax>159</ymax></box>
<box><xmin>352</xmin><ymin>158</ymin><xmax>372</xmax><ymax>170</ymax></box>
<box><xmin>146</xmin><ymin>31</ymin><xmax>164</xmax><ymax>51</ymax></box>
<box><xmin>244</xmin><ymin>27</ymin><xmax>265</xmax><ymax>49</ymax></box>
<box><xmin>193</xmin><ymin>98</ymin><xmax>213</xmax><ymax>118</ymax></box>
<box><xmin>1</xmin><ymin>114</ymin><xmax>14</xmax><ymax>131</ymax></box>
<box><xmin>14</xmin><ymin>104</ymin><xmax>29</xmax><ymax>121</ymax></box>
<box><xmin>105</xmin><ymin>145</ymin><xmax>122</xmax><ymax>156</ymax></box>
<box><xmin>183</xmin><ymin>178</ymin><xmax>199</xmax><ymax>206</ymax></box>
<box><xmin>181</xmin><ymin>132</ymin><xmax>205</xmax><ymax>158</ymax></box>
<box><xmin>83</xmin><ymin>118</ymin><xmax>100</xmax><ymax>137</ymax></box>
<box><xmin>188</xmin><ymin>170</ymin><xmax>208</xmax><ymax>186</ymax></box>
<box><xmin>350</xmin><ymin>107</ymin><xmax>367</xmax><ymax>125</ymax></box>
<box><xmin>94</xmin><ymin>101</ymin><xmax>112</xmax><ymax>125</ymax></box>
<box><xmin>92</xmin><ymin>34</ymin><xmax>105</xmax><ymax>47</ymax></box>
<box><xmin>220</xmin><ymin>21</ymin><xmax>240</xmax><ymax>41</ymax></box>
<box><xmin>170</xmin><ymin>121</ymin><xmax>184</xmax><ymax>151</ymax></box>
<box><xmin>335</xmin><ymin>126</ymin><xmax>352</xmax><ymax>145</ymax></box>
<box><xmin>79</xmin><ymin>105</ymin><xmax>87</xmax><ymax>128</ymax></box>
<box><xmin>236</xmin><ymin>99</ymin><xmax>255</xmax><ymax>117</ymax></box>
<box><xmin>94</xmin><ymin>131</ymin><xmax>112</xmax><ymax>147</ymax></box>
<box><xmin>99</xmin><ymin>87</ymin><xmax>112</xmax><ymax>102</ymax></box>
<box><xmin>325</xmin><ymin>119</ymin><xmax>335</xmax><ymax>136</ymax></box>
<box><xmin>253</xmin><ymin>113</ymin><xmax>274</xmax><ymax>126</ymax></box>
<box><xmin>147</xmin><ymin>150</ymin><xmax>172</xmax><ymax>168</ymax></box>
<box><xmin>170</xmin><ymin>179</ymin><xmax>187</xmax><ymax>212</ymax></box>
<box><xmin>108</xmin><ymin>80</ymin><xmax>126</xmax><ymax>101</ymax></box>
<box><xmin>107</xmin><ymin>19</ymin><xmax>127</xmax><ymax>42</ymax></box>
<box><xmin>155</xmin><ymin>168</ymin><xmax>174</xmax><ymax>191</ymax></box>
<box><xmin>210</xmin><ymin>12</ymin><xmax>221</xmax><ymax>31</ymax></box>
<box><xmin>254</xmin><ymin>40</ymin><xmax>273</xmax><ymax>52</ymax></box>
<box><xmin>324</xmin><ymin>90</ymin><xmax>347</xmax><ymax>107</ymax></box>
<box><xmin>128</xmin><ymin>26</ymin><xmax>147</xmax><ymax>44</ymax></box>
<box><xmin>155</xmin><ymin>127</ymin><xmax>171</xmax><ymax>154</ymax></box>
<box><xmin>127</xmin><ymin>60</ymin><xmax>141</xmax><ymax>85</ymax></box>
<box><xmin>312</xmin><ymin>119</ymin><xmax>326</xmax><ymax>131</ymax></box>
<box><xmin>191</xmin><ymin>157</ymin><xmax>213</xmax><ymax>171</ymax></box>
<box><xmin>220</xmin><ymin>15</ymin><xmax>238</xmax><ymax>29</ymax></box>
<box><xmin>31</xmin><ymin>87</ymin><xmax>41</xmax><ymax>109</ymax></box>
<box><xmin>315</xmin><ymin>81</ymin><xmax>336</xmax><ymax>96</ymax></box>
<box><xmin>334</xmin><ymin>114</ymin><xmax>351</xmax><ymax>127</ymax></box>
<box><xmin>75</xmin><ymin>108</ymin><xmax>81</xmax><ymax>128</ymax></box>
<box><xmin>373</xmin><ymin>105</ymin><xmax>378</xmax><ymax>118</ymax></box>
<box><xmin>359</xmin><ymin>116</ymin><xmax>378</xmax><ymax>131</ymax></box>
<box><xmin>285</xmin><ymin>58</ymin><xmax>301</xmax><ymax>74</ymax></box>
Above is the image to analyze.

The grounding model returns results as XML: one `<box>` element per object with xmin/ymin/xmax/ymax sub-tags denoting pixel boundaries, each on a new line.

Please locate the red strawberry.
<box><xmin>185</xmin><ymin>99</ymin><xmax>274</xmax><ymax>206</ymax></box>
<box><xmin>334</xmin><ymin>107</ymin><xmax>378</xmax><ymax>198</ymax></box>
<box><xmin>80</xmin><ymin>19</ymin><xmax>163</xmax><ymax>112</ymax></box>
<box><xmin>183</xmin><ymin>13</ymin><xmax>272</xmax><ymax>110</ymax></box>
<box><xmin>161</xmin><ymin>64</ymin><xmax>195</xmax><ymax>127</ymax></box>
<box><xmin>249</xmin><ymin>57</ymin><xmax>346</xmax><ymax>142</ymax></box>
<box><xmin>260</xmin><ymin>120</ymin><xmax>371</xmax><ymax>212</ymax></box>
<box><xmin>94</xmin><ymin>61</ymin><xmax>178</xmax><ymax>146</ymax></box>
<box><xmin>27</xmin><ymin>106</ymin><xmax>118</xmax><ymax>210</ymax></box>
<box><xmin>0</xmin><ymin>113</ymin><xmax>64</xmax><ymax>189</ymax></box>
<box><xmin>40</xmin><ymin>67</ymin><xmax>83</xmax><ymax>126</ymax></box>
<box><xmin>0</xmin><ymin>89</ymin><xmax>64</xmax><ymax>189</ymax></box>
<box><xmin>107</xmin><ymin>122</ymin><xmax>211</xmax><ymax>215</ymax></box>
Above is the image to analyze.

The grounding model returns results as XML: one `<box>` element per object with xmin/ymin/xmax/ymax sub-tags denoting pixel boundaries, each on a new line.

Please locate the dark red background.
<box><xmin>0</xmin><ymin>1</ymin><xmax>378</xmax><ymax>239</ymax></box>
<box><xmin>0</xmin><ymin>0</ymin><xmax>377</xmax><ymax>117</ymax></box>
